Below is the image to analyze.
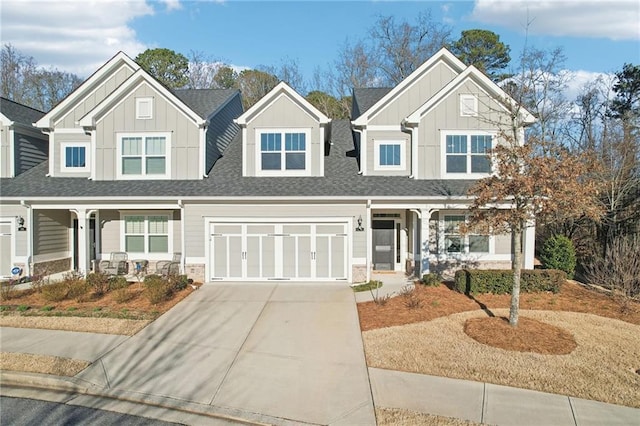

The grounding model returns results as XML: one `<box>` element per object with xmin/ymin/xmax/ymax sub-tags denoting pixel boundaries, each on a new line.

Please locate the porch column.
<box><xmin>419</xmin><ymin>208</ymin><xmax>432</xmax><ymax>275</ymax></box>
<box><xmin>73</xmin><ymin>209</ymin><xmax>93</xmax><ymax>274</ymax></box>
<box><xmin>523</xmin><ymin>220</ymin><xmax>536</xmax><ymax>269</ymax></box>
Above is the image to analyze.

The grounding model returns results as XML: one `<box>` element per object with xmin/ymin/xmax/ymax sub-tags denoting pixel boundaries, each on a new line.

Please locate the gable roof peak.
<box><xmin>235</xmin><ymin>81</ymin><xmax>330</xmax><ymax>126</ymax></box>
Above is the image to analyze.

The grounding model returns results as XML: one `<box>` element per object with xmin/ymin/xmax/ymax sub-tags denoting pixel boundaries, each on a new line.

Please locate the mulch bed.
<box><xmin>357</xmin><ymin>281</ymin><xmax>640</xmax><ymax>332</ymax></box>
<box><xmin>463</xmin><ymin>316</ymin><xmax>578</xmax><ymax>355</ymax></box>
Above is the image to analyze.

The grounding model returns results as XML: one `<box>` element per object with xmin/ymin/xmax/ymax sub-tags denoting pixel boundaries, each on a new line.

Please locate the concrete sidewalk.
<box><xmin>370</xmin><ymin>368</ymin><xmax>640</xmax><ymax>426</ymax></box>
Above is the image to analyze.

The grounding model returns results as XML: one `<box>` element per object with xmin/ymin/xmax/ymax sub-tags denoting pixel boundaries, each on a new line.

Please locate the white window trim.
<box><xmin>116</xmin><ymin>132</ymin><xmax>171</xmax><ymax>180</ymax></box>
<box><xmin>441</xmin><ymin>130</ymin><xmax>495</xmax><ymax>179</ymax></box>
<box><xmin>440</xmin><ymin>213</ymin><xmax>494</xmax><ymax>256</ymax></box>
<box><xmin>255</xmin><ymin>128</ymin><xmax>312</xmax><ymax>176</ymax></box>
<box><xmin>60</xmin><ymin>142</ymin><xmax>90</xmax><ymax>173</ymax></box>
<box><xmin>119</xmin><ymin>211</ymin><xmax>173</xmax><ymax>260</ymax></box>
<box><xmin>460</xmin><ymin>94</ymin><xmax>478</xmax><ymax>117</ymax></box>
<box><xmin>136</xmin><ymin>97</ymin><xmax>154</xmax><ymax>120</ymax></box>
<box><xmin>373</xmin><ymin>139</ymin><xmax>406</xmax><ymax>171</ymax></box>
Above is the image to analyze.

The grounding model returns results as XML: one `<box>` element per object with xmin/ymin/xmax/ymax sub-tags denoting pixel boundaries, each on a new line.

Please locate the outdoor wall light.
<box><xmin>356</xmin><ymin>215</ymin><xmax>364</xmax><ymax>232</ymax></box>
<box><xmin>17</xmin><ymin>216</ymin><xmax>26</xmax><ymax>231</ymax></box>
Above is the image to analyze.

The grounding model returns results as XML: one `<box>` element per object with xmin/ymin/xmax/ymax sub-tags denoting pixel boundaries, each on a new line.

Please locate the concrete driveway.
<box><xmin>76</xmin><ymin>283</ymin><xmax>375</xmax><ymax>425</ymax></box>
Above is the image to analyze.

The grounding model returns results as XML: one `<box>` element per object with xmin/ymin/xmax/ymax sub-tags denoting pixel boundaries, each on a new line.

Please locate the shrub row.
<box><xmin>143</xmin><ymin>274</ymin><xmax>189</xmax><ymax>304</ymax></box>
<box><xmin>454</xmin><ymin>269</ymin><xmax>567</xmax><ymax>295</ymax></box>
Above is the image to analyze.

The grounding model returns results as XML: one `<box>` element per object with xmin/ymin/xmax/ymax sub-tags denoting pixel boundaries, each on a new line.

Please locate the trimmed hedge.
<box><xmin>540</xmin><ymin>235</ymin><xmax>577</xmax><ymax>279</ymax></box>
<box><xmin>454</xmin><ymin>269</ymin><xmax>567</xmax><ymax>295</ymax></box>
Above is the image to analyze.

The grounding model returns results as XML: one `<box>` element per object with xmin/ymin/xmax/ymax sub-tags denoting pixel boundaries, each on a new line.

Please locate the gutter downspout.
<box><xmin>178</xmin><ymin>199</ymin><xmax>186</xmax><ymax>274</ymax></box>
<box><xmin>20</xmin><ymin>200</ymin><xmax>32</xmax><ymax>276</ymax></box>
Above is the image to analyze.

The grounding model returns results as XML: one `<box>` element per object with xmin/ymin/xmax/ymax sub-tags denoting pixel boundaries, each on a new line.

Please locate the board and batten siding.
<box><xmin>0</xmin><ymin>125</ymin><xmax>10</xmax><ymax>177</ymax></box>
<box><xmin>418</xmin><ymin>79</ymin><xmax>511</xmax><ymax>179</ymax></box>
<box><xmin>58</xmin><ymin>66</ymin><xmax>135</xmax><ymax>129</ymax></box>
<box><xmin>205</xmin><ymin>94</ymin><xmax>242</xmax><ymax>174</ymax></box>
<box><xmin>184</xmin><ymin>203</ymin><xmax>367</xmax><ymax>259</ymax></box>
<box><xmin>244</xmin><ymin>95</ymin><xmax>323</xmax><ymax>176</ymax></box>
<box><xmin>94</xmin><ymin>83</ymin><xmax>201</xmax><ymax>180</ymax></box>
<box><xmin>369</xmin><ymin>61</ymin><xmax>457</xmax><ymax>126</ymax></box>
<box><xmin>365</xmin><ymin>129</ymin><xmax>411</xmax><ymax>176</ymax></box>
<box><xmin>33</xmin><ymin>210</ymin><xmax>70</xmax><ymax>257</ymax></box>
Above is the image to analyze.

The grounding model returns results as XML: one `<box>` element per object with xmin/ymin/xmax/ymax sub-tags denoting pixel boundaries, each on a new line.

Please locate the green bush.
<box><xmin>454</xmin><ymin>269</ymin><xmax>567</xmax><ymax>295</ymax></box>
<box><xmin>168</xmin><ymin>274</ymin><xmax>189</xmax><ymax>291</ymax></box>
<box><xmin>540</xmin><ymin>235</ymin><xmax>577</xmax><ymax>279</ymax></box>
<box><xmin>420</xmin><ymin>273</ymin><xmax>442</xmax><ymax>287</ymax></box>
<box><xmin>42</xmin><ymin>281</ymin><xmax>69</xmax><ymax>302</ymax></box>
<box><xmin>143</xmin><ymin>274</ymin><xmax>172</xmax><ymax>304</ymax></box>
<box><xmin>108</xmin><ymin>276</ymin><xmax>128</xmax><ymax>291</ymax></box>
<box><xmin>86</xmin><ymin>272</ymin><xmax>110</xmax><ymax>296</ymax></box>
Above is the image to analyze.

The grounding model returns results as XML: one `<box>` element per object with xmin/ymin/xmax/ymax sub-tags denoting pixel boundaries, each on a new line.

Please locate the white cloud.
<box><xmin>0</xmin><ymin>0</ymin><xmax>156</xmax><ymax>76</ymax></box>
<box><xmin>471</xmin><ymin>0</ymin><xmax>640</xmax><ymax>40</ymax></box>
<box><xmin>563</xmin><ymin>70</ymin><xmax>614</xmax><ymax>101</ymax></box>
<box><xmin>160</xmin><ymin>0</ymin><xmax>182</xmax><ymax>12</ymax></box>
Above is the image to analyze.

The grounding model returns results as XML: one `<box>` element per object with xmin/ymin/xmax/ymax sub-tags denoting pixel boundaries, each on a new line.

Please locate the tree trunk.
<box><xmin>509</xmin><ymin>224</ymin><xmax>523</xmax><ymax>327</ymax></box>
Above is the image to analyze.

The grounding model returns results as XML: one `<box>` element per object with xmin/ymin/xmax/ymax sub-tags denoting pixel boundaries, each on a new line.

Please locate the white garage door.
<box><xmin>209</xmin><ymin>222</ymin><xmax>348</xmax><ymax>281</ymax></box>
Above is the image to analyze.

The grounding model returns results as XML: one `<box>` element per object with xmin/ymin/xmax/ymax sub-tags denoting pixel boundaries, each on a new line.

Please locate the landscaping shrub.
<box><xmin>66</xmin><ymin>278</ymin><xmax>91</xmax><ymax>302</ymax></box>
<box><xmin>42</xmin><ymin>281</ymin><xmax>69</xmax><ymax>302</ymax></box>
<box><xmin>0</xmin><ymin>282</ymin><xmax>16</xmax><ymax>301</ymax></box>
<box><xmin>454</xmin><ymin>269</ymin><xmax>567</xmax><ymax>295</ymax></box>
<box><xmin>420</xmin><ymin>273</ymin><xmax>442</xmax><ymax>287</ymax></box>
<box><xmin>143</xmin><ymin>274</ymin><xmax>172</xmax><ymax>304</ymax></box>
<box><xmin>86</xmin><ymin>272</ymin><xmax>110</xmax><ymax>296</ymax></box>
<box><xmin>108</xmin><ymin>276</ymin><xmax>128</xmax><ymax>291</ymax></box>
<box><xmin>168</xmin><ymin>274</ymin><xmax>189</xmax><ymax>291</ymax></box>
<box><xmin>540</xmin><ymin>235</ymin><xmax>577</xmax><ymax>279</ymax></box>
<box><xmin>113</xmin><ymin>287</ymin><xmax>132</xmax><ymax>303</ymax></box>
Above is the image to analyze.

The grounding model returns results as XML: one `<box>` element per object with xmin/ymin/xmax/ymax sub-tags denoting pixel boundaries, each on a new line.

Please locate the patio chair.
<box><xmin>155</xmin><ymin>261</ymin><xmax>180</xmax><ymax>277</ymax></box>
<box><xmin>99</xmin><ymin>252</ymin><xmax>129</xmax><ymax>276</ymax></box>
<box><xmin>172</xmin><ymin>252</ymin><xmax>181</xmax><ymax>263</ymax></box>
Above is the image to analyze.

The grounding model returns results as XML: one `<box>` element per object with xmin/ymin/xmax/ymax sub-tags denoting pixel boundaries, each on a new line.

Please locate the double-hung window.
<box><xmin>123</xmin><ymin>214</ymin><xmax>170</xmax><ymax>254</ymax></box>
<box><xmin>374</xmin><ymin>140</ymin><xmax>405</xmax><ymax>170</ymax></box>
<box><xmin>118</xmin><ymin>133</ymin><xmax>170</xmax><ymax>179</ymax></box>
<box><xmin>443</xmin><ymin>215</ymin><xmax>490</xmax><ymax>255</ymax></box>
<box><xmin>444</xmin><ymin>132</ymin><xmax>493</xmax><ymax>176</ymax></box>
<box><xmin>257</xmin><ymin>129</ymin><xmax>309</xmax><ymax>175</ymax></box>
<box><xmin>60</xmin><ymin>142</ymin><xmax>89</xmax><ymax>173</ymax></box>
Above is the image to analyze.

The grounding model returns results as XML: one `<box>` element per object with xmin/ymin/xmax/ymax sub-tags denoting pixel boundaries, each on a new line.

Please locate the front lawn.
<box><xmin>358</xmin><ymin>281</ymin><xmax>640</xmax><ymax>408</ymax></box>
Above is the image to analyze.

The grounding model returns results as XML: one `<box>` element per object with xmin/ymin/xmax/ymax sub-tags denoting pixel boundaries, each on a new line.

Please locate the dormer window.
<box><xmin>257</xmin><ymin>129</ymin><xmax>310</xmax><ymax>175</ymax></box>
<box><xmin>60</xmin><ymin>142</ymin><xmax>89</xmax><ymax>172</ymax></box>
<box><xmin>136</xmin><ymin>97</ymin><xmax>153</xmax><ymax>120</ymax></box>
<box><xmin>460</xmin><ymin>94</ymin><xmax>478</xmax><ymax>117</ymax></box>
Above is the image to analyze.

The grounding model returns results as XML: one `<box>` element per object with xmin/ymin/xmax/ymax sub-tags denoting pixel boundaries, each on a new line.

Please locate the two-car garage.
<box><xmin>208</xmin><ymin>219</ymin><xmax>350</xmax><ymax>281</ymax></box>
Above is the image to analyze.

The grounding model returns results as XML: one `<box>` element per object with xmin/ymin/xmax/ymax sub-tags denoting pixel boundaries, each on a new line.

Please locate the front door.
<box><xmin>373</xmin><ymin>220</ymin><xmax>394</xmax><ymax>270</ymax></box>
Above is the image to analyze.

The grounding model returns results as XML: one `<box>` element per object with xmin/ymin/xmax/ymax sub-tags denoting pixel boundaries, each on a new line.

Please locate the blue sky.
<box><xmin>2</xmin><ymin>0</ymin><xmax>639</xmax><ymax>95</ymax></box>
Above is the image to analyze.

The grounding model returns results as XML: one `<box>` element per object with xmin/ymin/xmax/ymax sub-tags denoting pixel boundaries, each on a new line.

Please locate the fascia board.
<box><xmin>236</xmin><ymin>82</ymin><xmax>330</xmax><ymax>126</ymax></box>
<box><xmin>78</xmin><ymin>70</ymin><xmax>205</xmax><ymax>127</ymax></box>
<box><xmin>352</xmin><ymin>48</ymin><xmax>467</xmax><ymax>126</ymax></box>
<box><xmin>35</xmin><ymin>52</ymin><xmax>139</xmax><ymax>129</ymax></box>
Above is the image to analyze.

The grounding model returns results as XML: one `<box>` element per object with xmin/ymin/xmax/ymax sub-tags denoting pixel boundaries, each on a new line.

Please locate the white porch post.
<box><xmin>366</xmin><ymin>199</ymin><xmax>372</xmax><ymax>282</ymax></box>
<box><xmin>523</xmin><ymin>220</ymin><xmax>536</xmax><ymax>269</ymax></box>
<box><xmin>73</xmin><ymin>209</ymin><xmax>93</xmax><ymax>274</ymax></box>
<box><xmin>420</xmin><ymin>208</ymin><xmax>431</xmax><ymax>275</ymax></box>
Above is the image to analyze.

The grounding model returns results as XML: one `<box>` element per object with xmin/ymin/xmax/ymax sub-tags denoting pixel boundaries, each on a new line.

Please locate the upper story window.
<box><xmin>443</xmin><ymin>132</ymin><xmax>493</xmax><ymax>177</ymax></box>
<box><xmin>117</xmin><ymin>132</ymin><xmax>170</xmax><ymax>179</ymax></box>
<box><xmin>460</xmin><ymin>94</ymin><xmax>478</xmax><ymax>117</ymax></box>
<box><xmin>60</xmin><ymin>142</ymin><xmax>89</xmax><ymax>173</ymax></box>
<box><xmin>374</xmin><ymin>139</ymin><xmax>405</xmax><ymax>170</ymax></box>
<box><xmin>136</xmin><ymin>97</ymin><xmax>154</xmax><ymax>120</ymax></box>
<box><xmin>257</xmin><ymin>129</ymin><xmax>310</xmax><ymax>175</ymax></box>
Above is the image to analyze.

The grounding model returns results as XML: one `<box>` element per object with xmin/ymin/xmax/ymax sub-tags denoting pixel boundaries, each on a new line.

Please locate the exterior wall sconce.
<box><xmin>17</xmin><ymin>216</ymin><xmax>26</xmax><ymax>231</ymax></box>
<box><xmin>356</xmin><ymin>215</ymin><xmax>364</xmax><ymax>232</ymax></box>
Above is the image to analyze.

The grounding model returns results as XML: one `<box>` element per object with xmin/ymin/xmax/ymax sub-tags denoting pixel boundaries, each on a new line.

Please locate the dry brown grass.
<box><xmin>376</xmin><ymin>408</ymin><xmax>483</xmax><ymax>426</ymax></box>
<box><xmin>0</xmin><ymin>316</ymin><xmax>149</xmax><ymax>336</ymax></box>
<box><xmin>0</xmin><ymin>352</ymin><xmax>89</xmax><ymax>376</ymax></box>
<box><xmin>363</xmin><ymin>309</ymin><xmax>640</xmax><ymax>408</ymax></box>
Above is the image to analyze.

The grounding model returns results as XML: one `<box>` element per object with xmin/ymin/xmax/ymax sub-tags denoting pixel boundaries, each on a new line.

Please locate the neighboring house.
<box><xmin>0</xmin><ymin>48</ymin><xmax>536</xmax><ymax>283</ymax></box>
<box><xmin>0</xmin><ymin>98</ymin><xmax>48</xmax><ymax>278</ymax></box>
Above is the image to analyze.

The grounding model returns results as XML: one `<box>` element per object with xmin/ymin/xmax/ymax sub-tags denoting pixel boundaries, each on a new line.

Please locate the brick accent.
<box><xmin>33</xmin><ymin>257</ymin><xmax>71</xmax><ymax>276</ymax></box>
<box><xmin>352</xmin><ymin>265</ymin><xmax>367</xmax><ymax>283</ymax></box>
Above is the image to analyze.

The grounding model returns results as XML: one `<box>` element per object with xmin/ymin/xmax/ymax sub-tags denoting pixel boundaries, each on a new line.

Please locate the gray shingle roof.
<box><xmin>0</xmin><ymin>120</ymin><xmax>474</xmax><ymax>200</ymax></box>
<box><xmin>173</xmin><ymin>89</ymin><xmax>239</xmax><ymax>120</ymax></box>
<box><xmin>351</xmin><ymin>88</ymin><xmax>392</xmax><ymax>120</ymax></box>
<box><xmin>0</xmin><ymin>97</ymin><xmax>45</xmax><ymax>125</ymax></box>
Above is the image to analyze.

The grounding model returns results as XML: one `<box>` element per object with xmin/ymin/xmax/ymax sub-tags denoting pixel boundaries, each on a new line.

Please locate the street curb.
<box><xmin>0</xmin><ymin>371</ymin><xmax>311</xmax><ymax>426</ymax></box>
